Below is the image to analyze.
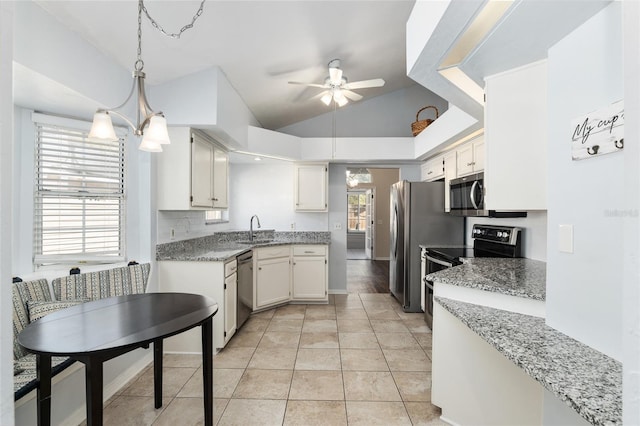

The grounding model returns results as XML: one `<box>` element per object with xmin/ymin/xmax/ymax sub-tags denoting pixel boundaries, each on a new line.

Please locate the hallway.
<box><xmin>347</xmin><ymin>259</ymin><xmax>389</xmax><ymax>294</ymax></box>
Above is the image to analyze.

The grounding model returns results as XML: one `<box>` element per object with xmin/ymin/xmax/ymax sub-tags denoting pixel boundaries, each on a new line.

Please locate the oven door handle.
<box><xmin>425</xmin><ymin>255</ymin><xmax>455</xmax><ymax>268</ymax></box>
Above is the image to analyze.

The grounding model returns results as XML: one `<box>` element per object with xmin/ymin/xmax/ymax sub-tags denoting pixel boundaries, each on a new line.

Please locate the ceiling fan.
<box><xmin>288</xmin><ymin>59</ymin><xmax>385</xmax><ymax>107</ymax></box>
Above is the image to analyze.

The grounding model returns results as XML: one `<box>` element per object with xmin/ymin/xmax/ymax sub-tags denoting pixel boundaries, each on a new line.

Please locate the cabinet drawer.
<box><xmin>225</xmin><ymin>259</ymin><xmax>237</xmax><ymax>277</ymax></box>
<box><xmin>256</xmin><ymin>245</ymin><xmax>291</xmax><ymax>260</ymax></box>
<box><xmin>292</xmin><ymin>245</ymin><xmax>327</xmax><ymax>256</ymax></box>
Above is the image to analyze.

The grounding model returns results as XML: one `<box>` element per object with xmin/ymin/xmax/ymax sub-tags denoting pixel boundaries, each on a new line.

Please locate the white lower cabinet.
<box><xmin>254</xmin><ymin>246</ymin><xmax>291</xmax><ymax>309</ymax></box>
<box><xmin>157</xmin><ymin>260</ymin><xmax>236</xmax><ymax>351</ymax></box>
<box><xmin>224</xmin><ymin>268</ymin><xmax>237</xmax><ymax>344</ymax></box>
<box><xmin>292</xmin><ymin>245</ymin><xmax>328</xmax><ymax>301</ymax></box>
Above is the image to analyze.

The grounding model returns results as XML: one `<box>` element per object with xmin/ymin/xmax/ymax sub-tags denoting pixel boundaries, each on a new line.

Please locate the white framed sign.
<box><xmin>571</xmin><ymin>100</ymin><xmax>624</xmax><ymax>160</ymax></box>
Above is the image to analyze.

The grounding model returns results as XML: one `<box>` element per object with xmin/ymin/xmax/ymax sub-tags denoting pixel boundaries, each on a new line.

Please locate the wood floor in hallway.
<box><xmin>347</xmin><ymin>259</ymin><xmax>390</xmax><ymax>294</ymax></box>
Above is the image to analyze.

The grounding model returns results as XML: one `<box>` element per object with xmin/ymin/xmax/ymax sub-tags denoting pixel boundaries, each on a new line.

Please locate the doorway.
<box><xmin>345</xmin><ymin>167</ymin><xmax>398</xmax><ymax>293</ymax></box>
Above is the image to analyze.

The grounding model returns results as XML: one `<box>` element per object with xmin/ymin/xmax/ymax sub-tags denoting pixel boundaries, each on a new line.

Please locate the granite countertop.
<box><xmin>425</xmin><ymin>258</ymin><xmax>546</xmax><ymax>301</ymax></box>
<box><xmin>156</xmin><ymin>230</ymin><xmax>331</xmax><ymax>262</ymax></box>
<box><xmin>435</xmin><ymin>297</ymin><xmax>622</xmax><ymax>426</ymax></box>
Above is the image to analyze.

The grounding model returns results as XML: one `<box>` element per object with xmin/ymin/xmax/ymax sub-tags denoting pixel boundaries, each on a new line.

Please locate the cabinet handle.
<box><xmin>258</xmin><ymin>267</ymin><xmax>262</xmax><ymax>271</ymax></box>
<box><xmin>427</xmin><ymin>171</ymin><xmax>432</xmax><ymax>175</ymax></box>
<box><xmin>467</xmin><ymin>162</ymin><xmax>472</xmax><ymax>166</ymax></box>
<box><xmin>304</xmin><ymin>251</ymin><xmax>314</xmax><ymax>254</ymax></box>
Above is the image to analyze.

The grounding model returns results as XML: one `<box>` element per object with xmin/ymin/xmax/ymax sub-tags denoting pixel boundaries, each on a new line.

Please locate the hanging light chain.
<box><xmin>140</xmin><ymin>0</ymin><xmax>206</xmax><ymax>39</ymax></box>
<box><xmin>135</xmin><ymin>0</ymin><xmax>144</xmax><ymax>70</ymax></box>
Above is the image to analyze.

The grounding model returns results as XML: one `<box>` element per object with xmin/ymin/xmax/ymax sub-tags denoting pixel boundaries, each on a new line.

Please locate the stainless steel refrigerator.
<box><xmin>390</xmin><ymin>180</ymin><xmax>464</xmax><ymax>312</ymax></box>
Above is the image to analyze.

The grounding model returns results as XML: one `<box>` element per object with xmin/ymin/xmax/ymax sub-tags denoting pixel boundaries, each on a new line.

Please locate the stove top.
<box><xmin>422</xmin><ymin>225</ymin><xmax>523</xmax><ymax>263</ymax></box>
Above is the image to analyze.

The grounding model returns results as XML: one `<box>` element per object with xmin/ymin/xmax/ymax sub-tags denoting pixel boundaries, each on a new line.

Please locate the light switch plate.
<box><xmin>558</xmin><ymin>224</ymin><xmax>573</xmax><ymax>253</ymax></box>
<box><xmin>333</xmin><ymin>222</ymin><xmax>342</xmax><ymax>230</ymax></box>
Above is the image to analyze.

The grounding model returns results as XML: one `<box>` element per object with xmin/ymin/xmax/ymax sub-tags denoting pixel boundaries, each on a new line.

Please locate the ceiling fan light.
<box><xmin>145</xmin><ymin>115</ymin><xmax>171</xmax><ymax>145</ymax></box>
<box><xmin>320</xmin><ymin>93</ymin><xmax>333</xmax><ymax>106</ymax></box>
<box><xmin>88</xmin><ymin>112</ymin><xmax>119</xmax><ymax>141</ymax></box>
<box><xmin>333</xmin><ymin>89</ymin><xmax>348</xmax><ymax>107</ymax></box>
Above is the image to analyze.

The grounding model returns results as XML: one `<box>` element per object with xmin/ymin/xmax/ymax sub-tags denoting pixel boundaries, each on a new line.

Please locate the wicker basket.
<box><xmin>411</xmin><ymin>106</ymin><xmax>439</xmax><ymax>136</ymax></box>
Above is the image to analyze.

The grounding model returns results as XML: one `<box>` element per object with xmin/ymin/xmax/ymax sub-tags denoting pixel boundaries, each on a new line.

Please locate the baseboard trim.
<box><xmin>328</xmin><ymin>289</ymin><xmax>348</xmax><ymax>295</ymax></box>
<box><xmin>374</xmin><ymin>257</ymin><xmax>389</xmax><ymax>261</ymax></box>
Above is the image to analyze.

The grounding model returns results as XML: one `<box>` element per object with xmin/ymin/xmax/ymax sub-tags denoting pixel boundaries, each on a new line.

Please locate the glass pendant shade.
<box><xmin>88</xmin><ymin>112</ymin><xmax>119</xmax><ymax>141</ymax></box>
<box><xmin>144</xmin><ymin>115</ymin><xmax>171</xmax><ymax>145</ymax></box>
<box><xmin>139</xmin><ymin>135</ymin><xmax>163</xmax><ymax>152</ymax></box>
<box><xmin>321</xmin><ymin>93</ymin><xmax>332</xmax><ymax>106</ymax></box>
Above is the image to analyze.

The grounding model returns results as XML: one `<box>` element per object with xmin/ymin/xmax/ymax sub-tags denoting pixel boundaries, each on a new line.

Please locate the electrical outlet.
<box><xmin>170</xmin><ymin>228</ymin><xmax>175</xmax><ymax>240</ymax></box>
<box><xmin>333</xmin><ymin>222</ymin><xmax>342</xmax><ymax>230</ymax></box>
<box><xmin>290</xmin><ymin>222</ymin><xmax>296</xmax><ymax>230</ymax></box>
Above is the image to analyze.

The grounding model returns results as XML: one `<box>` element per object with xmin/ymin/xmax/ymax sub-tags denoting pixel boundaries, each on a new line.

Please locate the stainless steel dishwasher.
<box><xmin>236</xmin><ymin>250</ymin><xmax>253</xmax><ymax>329</ymax></box>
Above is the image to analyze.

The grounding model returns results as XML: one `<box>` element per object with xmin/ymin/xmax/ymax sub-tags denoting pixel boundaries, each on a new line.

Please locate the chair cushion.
<box><xmin>52</xmin><ymin>263</ymin><xmax>151</xmax><ymax>301</ymax></box>
<box><xmin>13</xmin><ymin>355</ymin><xmax>74</xmax><ymax>401</ymax></box>
<box><xmin>27</xmin><ymin>299</ymin><xmax>87</xmax><ymax>322</ymax></box>
<box><xmin>12</xmin><ymin>279</ymin><xmax>52</xmax><ymax>360</ymax></box>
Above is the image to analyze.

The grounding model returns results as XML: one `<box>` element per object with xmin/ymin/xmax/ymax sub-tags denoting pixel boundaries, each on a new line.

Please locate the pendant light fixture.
<box><xmin>89</xmin><ymin>0</ymin><xmax>206</xmax><ymax>152</ymax></box>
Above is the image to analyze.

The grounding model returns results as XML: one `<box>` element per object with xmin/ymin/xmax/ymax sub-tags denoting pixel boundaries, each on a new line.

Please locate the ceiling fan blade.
<box><xmin>343</xmin><ymin>78</ymin><xmax>385</xmax><ymax>90</ymax></box>
<box><xmin>329</xmin><ymin>67</ymin><xmax>343</xmax><ymax>85</ymax></box>
<box><xmin>342</xmin><ymin>90</ymin><xmax>363</xmax><ymax>101</ymax></box>
<box><xmin>288</xmin><ymin>81</ymin><xmax>327</xmax><ymax>88</ymax></box>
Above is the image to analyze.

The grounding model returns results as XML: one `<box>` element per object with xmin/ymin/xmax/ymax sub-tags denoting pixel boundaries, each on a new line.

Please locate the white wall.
<box><xmin>466</xmin><ymin>212</ymin><xmax>547</xmax><ymax>262</ymax></box>
<box><xmin>328</xmin><ymin>164</ymin><xmax>348</xmax><ymax>293</ymax></box>
<box><xmin>228</xmin><ymin>163</ymin><xmax>328</xmax><ymax>232</ymax></box>
<box><xmin>546</xmin><ymin>2</ymin><xmax>623</xmax><ymax>360</ymax></box>
<box><xmin>623</xmin><ymin>2</ymin><xmax>640</xmax><ymax>424</ymax></box>
<box><xmin>277</xmin><ymin>84</ymin><xmax>448</xmax><ymax>138</ymax></box>
<box><xmin>1</xmin><ymin>3</ymin><xmax>14</xmax><ymax>424</ymax></box>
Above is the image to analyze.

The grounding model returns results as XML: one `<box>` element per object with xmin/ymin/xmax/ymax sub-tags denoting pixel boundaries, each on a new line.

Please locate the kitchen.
<box><xmin>1</xmin><ymin>1</ymin><xmax>637</xmax><ymax>426</ymax></box>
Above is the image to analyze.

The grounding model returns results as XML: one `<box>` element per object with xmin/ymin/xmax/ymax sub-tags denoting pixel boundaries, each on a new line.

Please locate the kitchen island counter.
<box><xmin>435</xmin><ymin>296</ymin><xmax>622</xmax><ymax>426</ymax></box>
<box><xmin>425</xmin><ymin>257</ymin><xmax>546</xmax><ymax>301</ymax></box>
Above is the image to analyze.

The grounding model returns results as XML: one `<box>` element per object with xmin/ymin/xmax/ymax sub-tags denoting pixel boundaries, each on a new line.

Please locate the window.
<box><xmin>205</xmin><ymin>210</ymin><xmax>229</xmax><ymax>224</ymax></box>
<box><xmin>347</xmin><ymin>191</ymin><xmax>367</xmax><ymax>231</ymax></box>
<box><xmin>33</xmin><ymin>117</ymin><xmax>126</xmax><ymax>265</ymax></box>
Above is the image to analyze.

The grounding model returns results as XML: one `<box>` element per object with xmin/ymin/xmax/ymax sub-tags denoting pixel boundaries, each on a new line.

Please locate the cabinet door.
<box><xmin>224</xmin><ymin>272</ymin><xmax>237</xmax><ymax>343</ymax></box>
<box><xmin>456</xmin><ymin>144</ymin><xmax>475</xmax><ymax>177</ymax></box>
<box><xmin>212</xmin><ymin>146</ymin><xmax>229</xmax><ymax>209</ymax></box>
<box><xmin>295</xmin><ymin>164</ymin><xmax>328</xmax><ymax>211</ymax></box>
<box><xmin>292</xmin><ymin>256</ymin><xmax>327</xmax><ymax>300</ymax></box>
<box><xmin>473</xmin><ymin>139</ymin><xmax>485</xmax><ymax>172</ymax></box>
<box><xmin>444</xmin><ymin>151</ymin><xmax>457</xmax><ymax>212</ymax></box>
<box><xmin>422</xmin><ymin>156</ymin><xmax>445</xmax><ymax>181</ymax></box>
<box><xmin>255</xmin><ymin>257</ymin><xmax>291</xmax><ymax>308</ymax></box>
<box><xmin>191</xmin><ymin>134</ymin><xmax>214</xmax><ymax>208</ymax></box>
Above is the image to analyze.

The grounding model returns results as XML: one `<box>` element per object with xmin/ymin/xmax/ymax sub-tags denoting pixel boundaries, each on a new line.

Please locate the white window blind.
<box><xmin>33</xmin><ymin>118</ymin><xmax>126</xmax><ymax>265</ymax></box>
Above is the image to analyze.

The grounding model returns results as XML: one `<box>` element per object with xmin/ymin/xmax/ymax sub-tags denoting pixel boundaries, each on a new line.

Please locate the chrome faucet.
<box><xmin>249</xmin><ymin>215</ymin><xmax>261</xmax><ymax>242</ymax></box>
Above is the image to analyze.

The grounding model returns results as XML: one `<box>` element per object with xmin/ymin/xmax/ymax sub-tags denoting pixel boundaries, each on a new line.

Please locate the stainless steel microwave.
<box><xmin>449</xmin><ymin>172</ymin><xmax>527</xmax><ymax>218</ymax></box>
<box><xmin>449</xmin><ymin>172</ymin><xmax>487</xmax><ymax>216</ymax></box>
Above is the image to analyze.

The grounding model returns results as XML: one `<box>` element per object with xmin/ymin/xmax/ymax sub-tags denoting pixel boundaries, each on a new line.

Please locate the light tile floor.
<box><xmin>96</xmin><ymin>293</ymin><xmax>446</xmax><ymax>425</ymax></box>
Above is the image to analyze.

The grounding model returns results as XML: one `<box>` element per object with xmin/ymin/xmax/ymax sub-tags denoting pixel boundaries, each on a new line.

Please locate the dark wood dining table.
<box><xmin>17</xmin><ymin>292</ymin><xmax>219</xmax><ymax>426</ymax></box>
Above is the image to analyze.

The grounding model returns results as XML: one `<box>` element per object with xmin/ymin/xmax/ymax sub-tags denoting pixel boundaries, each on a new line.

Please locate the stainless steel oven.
<box><xmin>421</xmin><ymin>224</ymin><xmax>523</xmax><ymax>329</ymax></box>
<box><xmin>421</xmin><ymin>250</ymin><xmax>462</xmax><ymax>328</ymax></box>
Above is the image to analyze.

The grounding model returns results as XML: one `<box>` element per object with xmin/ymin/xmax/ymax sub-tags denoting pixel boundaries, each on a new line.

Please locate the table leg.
<box><xmin>84</xmin><ymin>358</ymin><xmax>104</xmax><ymax>426</ymax></box>
<box><xmin>154</xmin><ymin>339</ymin><xmax>163</xmax><ymax>409</ymax></box>
<box><xmin>36</xmin><ymin>353</ymin><xmax>52</xmax><ymax>426</ymax></box>
<box><xmin>202</xmin><ymin>318</ymin><xmax>213</xmax><ymax>426</ymax></box>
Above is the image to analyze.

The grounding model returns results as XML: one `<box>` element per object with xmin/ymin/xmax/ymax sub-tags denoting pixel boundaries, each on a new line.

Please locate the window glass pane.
<box><xmin>33</xmin><ymin>119</ymin><xmax>126</xmax><ymax>265</ymax></box>
<box><xmin>347</xmin><ymin>191</ymin><xmax>367</xmax><ymax>231</ymax></box>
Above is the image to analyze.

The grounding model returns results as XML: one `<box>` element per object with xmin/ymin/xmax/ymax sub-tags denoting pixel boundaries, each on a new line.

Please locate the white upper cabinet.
<box><xmin>421</xmin><ymin>155</ymin><xmax>445</xmax><ymax>181</ymax></box>
<box><xmin>456</xmin><ymin>136</ymin><xmax>484</xmax><ymax>177</ymax></box>
<box><xmin>191</xmin><ymin>134</ymin><xmax>214</xmax><ymax>208</ymax></box>
<box><xmin>212</xmin><ymin>145</ymin><xmax>229</xmax><ymax>209</ymax></box>
<box><xmin>157</xmin><ymin>127</ymin><xmax>228</xmax><ymax>210</ymax></box>
<box><xmin>294</xmin><ymin>163</ymin><xmax>328</xmax><ymax>211</ymax></box>
<box><xmin>484</xmin><ymin>60</ymin><xmax>547</xmax><ymax>211</ymax></box>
